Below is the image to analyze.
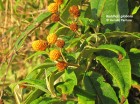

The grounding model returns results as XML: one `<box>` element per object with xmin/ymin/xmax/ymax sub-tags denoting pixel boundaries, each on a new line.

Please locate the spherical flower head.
<box><xmin>49</xmin><ymin>49</ymin><xmax>61</xmax><ymax>60</ymax></box>
<box><xmin>51</xmin><ymin>14</ymin><xmax>60</xmax><ymax>22</ymax></box>
<box><xmin>47</xmin><ymin>34</ymin><xmax>58</xmax><ymax>44</ymax></box>
<box><xmin>69</xmin><ymin>23</ymin><xmax>78</xmax><ymax>32</ymax></box>
<box><xmin>54</xmin><ymin>0</ymin><xmax>63</xmax><ymax>6</ymax></box>
<box><xmin>32</xmin><ymin>40</ymin><xmax>48</xmax><ymax>51</ymax></box>
<box><xmin>69</xmin><ymin>5</ymin><xmax>80</xmax><ymax>18</ymax></box>
<box><xmin>56</xmin><ymin>61</ymin><xmax>67</xmax><ymax>71</ymax></box>
<box><xmin>48</xmin><ymin>3</ymin><xmax>58</xmax><ymax>13</ymax></box>
<box><xmin>55</xmin><ymin>39</ymin><xmax>65</xmax><ymax>48</ymax></box>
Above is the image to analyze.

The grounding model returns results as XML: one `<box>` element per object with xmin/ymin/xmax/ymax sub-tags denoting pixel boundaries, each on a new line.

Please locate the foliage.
<box><xmin>0</xmin><ymin>0</ymin><xmax>140</xmax><ymax>104</ymax></box>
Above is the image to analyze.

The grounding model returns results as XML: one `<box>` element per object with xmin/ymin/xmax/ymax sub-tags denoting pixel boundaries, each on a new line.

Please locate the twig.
<box><xmin>0</xmin><ymin>52</ymin><xmax>14</xmax><ymax>99</ymax></box>
<box><xmin>60</xmin><ymin>49</ymin><xmax>67</xmax><ymax>62</ymax></box>
<box><xmin>67</xmin><ymin>63</ymin><xmax>80</xmax><ymax>68</ymax></box>
<box><xmin>58</xmin><ymin>21</ymin><xmax>69</xmax><ymax>29</ymax></box>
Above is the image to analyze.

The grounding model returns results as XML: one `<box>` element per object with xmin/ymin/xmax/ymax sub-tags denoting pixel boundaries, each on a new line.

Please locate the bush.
<box><xmin>0</xmin><ymin>0</ymin><xmax>140</xmax><ymax>104</ymax></box>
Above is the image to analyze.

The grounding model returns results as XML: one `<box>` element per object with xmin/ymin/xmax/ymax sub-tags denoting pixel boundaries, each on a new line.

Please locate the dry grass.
<box><xmin>0</xmin><ymin>0</ymin><xmax>50</xmax><ymax>101</ymax></box>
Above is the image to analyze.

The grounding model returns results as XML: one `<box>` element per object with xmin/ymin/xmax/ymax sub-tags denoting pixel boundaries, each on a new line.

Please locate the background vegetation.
<box><xmin>0</xmin><ymin>0</ymin><xmax>140</xmax><ymax>104</ymax></box>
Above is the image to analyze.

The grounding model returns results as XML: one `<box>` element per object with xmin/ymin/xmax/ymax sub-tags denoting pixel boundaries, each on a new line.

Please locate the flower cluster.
<box><xmin>31</xmin><ymin>3</ymin><xmax>81</xmax><ymax>72</ymax></box>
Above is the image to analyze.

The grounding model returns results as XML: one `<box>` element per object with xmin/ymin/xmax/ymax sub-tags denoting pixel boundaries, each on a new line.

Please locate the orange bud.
<box><xmin>69</xmin><ymin>5</ymin><xmax>80</xmax><ymax>18</ymax></box>
<box><xmin>55</xmin><ymin>39</ymin><xmax>65</xmax><ymax>48</ymax></box>
<box><xmin>32</xmin><ymin>40</ymin><xmax>48</xmax><ymax>51</ymax></box>
<box><xmin>49</xmin><ymin>49</ymin><xmax>61</xmax><ymax>60</ymax></box>
<box><xmin>56</xmin><ymin>61</ymin><xmax>67</xmax><ymax>71</ymax></box>
<box><xmin>51</xmin><ymin>14</ymin><xmax>60</xmax><ymax>22</ymax></box>
<box><xmin>69</xmin><ymin>23</ymin><xmax>78</xmax><ymax>32</ymax></box>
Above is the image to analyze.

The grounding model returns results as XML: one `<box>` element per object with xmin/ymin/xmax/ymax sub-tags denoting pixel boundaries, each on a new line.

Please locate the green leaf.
<box><xmin>55</xmin><ymin>27</ymin><xmax>70</xmax><ymax>36</ymax></box>
<box><xmin>33</xmin><ymin>63</ymin><xmax>55</xmax><ymax>70</ymax></box>
<box><xmin>81</xmin><ymin>44</ymin><xmax>131</xmax><ymax>99</ymax></box>
<box><xmin>14</xmin><ymin>12</ymin><xmax>51</xmax><ymax>51</ymax></box>
<box><xmin>75</xmin><ymin>87</ymin><xmax>96</xmax><ymax>104</ymax></box>
<box><xmin>20</xmin><ymin>79</ymin><xmax>50</xmax><ymax>93</ymax></box>
<box><xmin>90</xmin><ymin>0</ymin><xmax>128</xmax><ymax>30</ymax></box>
<box><xmin>30</xmin><ymin>97</ymin><xmax>43</xmax><ymax>104</ymax></box>
<box><xmin>79</xmin><ymin>17</ymin><xmax>97</xmax><ymax>27</ymax></box>
<box><xmin>78</xmin><ymin>94</ymin><xmax>95</xmax><ymax>104</ymax></box>
<box><xmin>129</xmin><ymin>48</ymin><xmax>140</xmax><ymax>77</ymax></box>
<box><xmin>25</xmin><ymin>51</ymin><xmax>47</xmax><ymax>61</ymax></box>
<box><xmin>96</xmin><ymin>53</ymin><xmax>131</xmax><ymax>97</ymax></box>
<box><xmin>56</xmin><ymin>69</ymin><xmax>77</xmax><ymax>94</ymax></box>
<box><xmin>81</xmin><ymin>44</ymin><xmax>126</xmax><ymax>58</ymax></box>
<box><xmin>87</xmin><ymin>72</ymin><xmax>119</xmax><ymax>104</ymax></box>
<box><xmin>90</xmin><ymin>0</ymin><xmax>106</xmax><ymax>20</ymax></box>
<box><xmin>26</xmin><ymin>63</ymin><xmax>55</xmax><ymax>79</ymax></box>
<box><xmin>83</xmin><ymin>75</ymin><xmax>96</xmax><ymax>95</ymax></box>
<box><xmin>131</xmin><ymin>6</ymin><xmax>140</xmax><ymax>15</ymax></box>
<box><xmin>66</xmin><ymin>37</ymin><xmax>81</xmax><ymax>49</ymax></box>
<box><xmin>30</xmin><ymin>97</ymin><xmax>61</xmax><ymax>104</ymax></box>
<box><xmin>98</xmin><ymin>44</ymin><xmax>126</xmax><ymax>57</ymax></box>
<box><xmin>39</xmin><ymin>98</ymin><xmax>60</xmax><ymax>104</ymax></box>
<box><xmin>115</xmin><ymin>0</ymin><xmax>128</xmax><ymax>30</ymax></box>
<box><xmin>46</xmin><ymin>72</ymin><xmax>56</xmax><ymax>97</ymax></box>
<box><xmin>101</xmin><ymin>0</ymin><xmax>128</xmax><ymax>25</ymax></box>
<box><xmin>48</xmin><ymin>23</ymin><xmax>59</xmax><ymax>34</ymax></box>
<box><xmin>48</xmin><ymin>71</ymin><xmax>64</xmax><ymax>95</ymax></box>
<box><xmin>0</xmin><ymin>0</ymin><xmax>4</xmax><ymax>10</ymax></box>
<box><xmin>104</xmin><ymin>32</ymin><xmax>140</xmax><ymax>39</ymax></box>
<box><xmin>22</xmin><ymin>89</ymin><xmax>45</xmax><ymax>104</ymax></box>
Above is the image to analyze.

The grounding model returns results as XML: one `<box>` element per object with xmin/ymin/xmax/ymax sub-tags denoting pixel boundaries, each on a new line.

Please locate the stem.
<box><xmin>76</xmin><ymin>31</ymin><xmax>81</xmax><ymax>36</ymax></box>
<box><xmin>60</xmin><ymin>49</ymin><xmax>67</xmax><ymax>63</ymax></box>
<box><xmin>67</xmin><ymin>63</ymin><xmax>80</xmax><ymax>68</ymax></box>
<box><xmin>60</xmin><ymin>18</ymin><xmax>69</xmax><ymax>26</ymax></box>
<box><xmin>58</xmin><ymin>21</ymin><xmax>69</xmax><ymax>29</ymax></box>
<box><xmin>0</xmin><ymin>52</ymin><xmax>15</xmax><ymax>99</ymax></box>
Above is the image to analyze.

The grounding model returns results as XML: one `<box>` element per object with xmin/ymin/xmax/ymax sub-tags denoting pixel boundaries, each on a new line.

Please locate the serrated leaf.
<box><xmin>87</xmin><ymin>72</ymin><xmax>119</xmax><ymax>104</ymax></box>
<box><xmin>98</xmin><ymin>44</ymin><xmax>126</xmax><ymax>57</ymax></box>
<box><xmin>81</xmin><ymin>44</ymin><xmax>126</xmax><ymax>58</ymax></box>
<box><xmin>96</xmin><ymin>53</ymin><xmax>131</xmax><ymax>97</ymax></box>
<box><xmin>56</xmin><ymin>69</ymin><xmax>77</xmax><ymax>94</ymax></box>
<box><xmin>20</xmin><ymin>79</ymin><xmax>50</xmax><ymax>93</ymax></box>
<box><xmin>83</xmin><ymin>75</ymin><xmax>96</xmax><ymax>95</ymax></box>
<box><xmin>75</xmin><ymin>86</ymin><xmax>96</xmax><ymax>104</ymax></box>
